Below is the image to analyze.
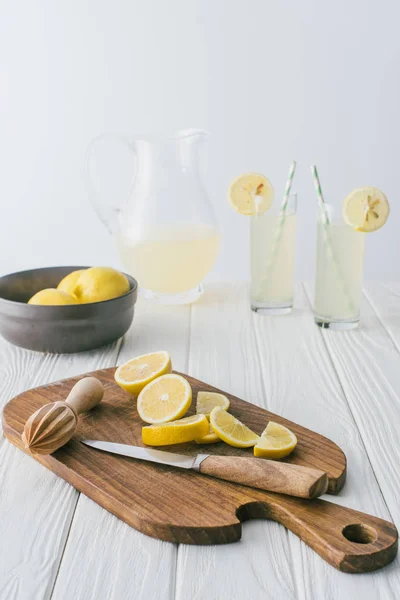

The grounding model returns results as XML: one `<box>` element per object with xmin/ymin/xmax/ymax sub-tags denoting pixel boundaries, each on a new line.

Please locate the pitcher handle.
<box><xmin>85</xmin><ymin>133</ymin><xmax>136</xmax><ymax>234</ymax></box>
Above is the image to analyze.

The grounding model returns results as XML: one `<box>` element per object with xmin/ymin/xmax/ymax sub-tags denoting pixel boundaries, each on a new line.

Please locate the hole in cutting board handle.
<box><xmin>342</xmin><ymin>523</ymin><xmax>377</xmax><ymax>544</ymax></box>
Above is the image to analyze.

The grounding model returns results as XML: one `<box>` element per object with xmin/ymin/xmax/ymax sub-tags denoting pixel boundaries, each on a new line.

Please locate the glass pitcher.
<box><xmin>86</xmin><ymin>129</ymin><xmax>220</xmax><ymax>305</ymax></box>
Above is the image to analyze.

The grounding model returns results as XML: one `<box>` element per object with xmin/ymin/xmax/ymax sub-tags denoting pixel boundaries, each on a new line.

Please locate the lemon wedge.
<box><xmin>196</xmin><ymin>391</ymin><xmax>230</xmax><ymax>419</ymax></box>
<box><xmin>195</xmin><ymin>422</ymin><xmax>220</xmax><ymax>444</ymax></box>
<box><xmin>142</xmin><ymin>414</ymin><xmax>209</xmax><ymax>446</ymax></box>
<box><xmin>228</xmin><ymin>173</ymin><xmax>274</xmax><ymax>216</ymax></box>
<box><xmin>137</xmin><ymin>373</ymin><xmax>191</xmax><ymax>424</ymax></box>
<box><xmin>114</xmin><ymin>351</ymin><xmax>172</xmax><ymax>395</ymax></box>
<box><xmin>254</xmin><ymin>421</ymin><xmax>297</xmax><ymax>459</ymax></box>
<box><xmin>343</xmin><ymin>187</ymin><xmax>389</xmax><ymax>232</ymax></box>
<box><xmin>209</xmin><ymin>407</ymin><xmax>259</xmax><ymax>448</ymax></box>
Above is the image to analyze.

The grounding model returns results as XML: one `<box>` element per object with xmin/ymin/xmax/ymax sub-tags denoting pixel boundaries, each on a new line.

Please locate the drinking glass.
<box><xmin>314</xmin><ymin>204</ymin><xmax>366</xmax><ymax>329</ymax></box>
<box><xmin>250</xmin><ymin>193</ymin><xmax>297</xmax><ymax>314</ymax></box>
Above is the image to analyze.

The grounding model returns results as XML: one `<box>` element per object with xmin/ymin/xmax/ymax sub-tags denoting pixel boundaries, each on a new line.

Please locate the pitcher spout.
<box><xmin>175</xmin><ymin>128</ymin><xmax>210</xmax><ymax>144</ymax></box>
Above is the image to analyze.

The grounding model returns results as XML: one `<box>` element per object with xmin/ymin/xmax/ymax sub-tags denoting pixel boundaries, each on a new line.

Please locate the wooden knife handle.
<box><xmin>198</xmin><ymin>455</ymin><xmax>329</xmax><ymax>499</ymax></box>
<box><xmin>65</xmin><ymin>377</ymin><xmax>104</xmax><ymax>415</ymax></box>
<box><xmin>267</xmin><ymin>494</ymin><xmax>398</xmax><ymax>572</ymax></box>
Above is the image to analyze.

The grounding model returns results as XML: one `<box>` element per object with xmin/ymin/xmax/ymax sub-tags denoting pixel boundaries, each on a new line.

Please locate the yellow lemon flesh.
<box><xmin>254</xmin><ymin>421</ymin><xmax>297</xmax><ymax>459</ymax></box>
<box><xmin>28</xmin><ymin>289</ymin><xmax>78</xmax><ymax>306</ymax></box>
<box><xmin>195</xmin><ymin>422</ymin><xmax>220</xmax><ymax>444</ymax></box>
<box><xmin>115</xmin><ymin>351</ymin><xmax>172</xmax><ymax>396</ymax></box>
<box><xmin>210</xmin><ymin>406</ymin><xmax>259</xmax><ymax>448</ymax></box>
<box><xmin>228</xmin><ymin>173</ymin><xmax>274</xmax><ymax>216</ymax></box>
<box><xmin>196</xmin><ymin>391</ymin><xmax>230</xmax><ymax>419</ymax></box>
<box><xmin>72</xmin><ymin>267</ymin><xmax>130</xmax><ymax>303</ymax></box>
<box><xmin>137</xmin><ymin>373</ymin><xmax>192</xmax><ymax>424</ymax></box>
<box><xmin>57</xmin><ymin>269</ymin><xmax>86</xmax><ymax>297</ymax></box>
<box><xmin>142</xmin><ymin>414</ymin><xmax>209</xmax><ymax>446</ymax></box>
<box><xmin>343</xmin><ymin>187</ymin><xmax>390</xmax><ymax>233</ymax></box>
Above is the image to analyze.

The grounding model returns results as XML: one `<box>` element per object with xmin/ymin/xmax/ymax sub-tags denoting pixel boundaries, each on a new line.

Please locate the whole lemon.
<box><xmin>57</xmin><ymin>269</ymin><xmax>86</xmax><ymax>297</ymax></box>
<box><xmin>72</xmin><ymin>267</ymin><xmax>130</xmax><ymax>303</ymax></box>
<box><xmin>28</xmin><ymin>289</ymin><xmax>78</xmax><ymax>305</ymax></box>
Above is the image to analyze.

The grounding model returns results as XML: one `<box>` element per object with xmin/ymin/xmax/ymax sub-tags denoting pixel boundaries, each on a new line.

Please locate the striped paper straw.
<box><xmin>264</xmin><ymin>161</ymin><xmax>297</xmax><ymax>275</ymax></box>
<box><xmin>281</xmin><ymin>160</ymin><xmax>297</xmax><ymax>214</ymax></box>
<box><xmin>310</xmin><ymin>165</ymin><xmax>355</xmax><ymax>315</ymax></box>
<box><xmin>311</xmin><ymin>164</ymin><xmax>330</xmax><ymax>224</ymax></box>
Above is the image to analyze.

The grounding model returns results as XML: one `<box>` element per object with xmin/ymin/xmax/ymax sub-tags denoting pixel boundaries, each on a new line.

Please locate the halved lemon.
<box><xmin>137</xmin><ymin>373</ymin><xmax>192</xmax><ymax>424</ymax></box>
<box><xmin>254</xmin><ymin>421</ymin><xmax>297</xmax><ymax>459</ymax></box>
<box><xmin>114</xmin><ymin>351</ymin><xmax>172</xmax><ymax>395</ymax></box>
<box><xmin>142</xmin><ymin>414</ymin><xmax>209</xmax><ymax>446</ymax></box>
<box><xmin>195</xmin><ymin>422</ymin><xmax>220</xmax><ymax>444</ymax></box>
<box><xmin>210</xmin><ymin>407</ymin><xmax>259</xmax><ymax>448</ymax></box>
<box><xmin>343</xmin><ymin>187</ymin><xmax>390</xmax><ymax>232</ymax></box>
<box><xmin>228</xmin><ymin>173</ymin><xmax>274</xmax><ymax>216</ymax></box>
<box><xmin>196</xmin><ymin>391</ymin><xmax>230</xmax><ymax>419</ymax></box>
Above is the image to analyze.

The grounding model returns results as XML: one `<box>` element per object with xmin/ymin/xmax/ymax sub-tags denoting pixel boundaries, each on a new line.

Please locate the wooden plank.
<box><xmin>304</xmin><ymin>283</ymin><xmax>400</xmax><ymax>523</ymax></box>
<box><xmin>364</xmin><ymin>282</ymin><xmax>400</xmax><ymax>352</ymax></box>
<box><xmin>51</xmin><ymin>299</ymin><xmax>190</xmax><ymax>600</ymax></box>
<box><xmin>52</xmin><ymin>500</ymin><xmax>176</xmax><ymax>600</ymax></box>
<box><xmin>0</xmin><ymin>339</ymin><xmax>120</xmax><ymax>600</ymax></box>
<box><xmin>175</xmin><ymin>284</ymin><xmax>399</xmax><ymax>598</ymax></box>
<box><xmin>300</xmin><ymin>283</ymin><xmax>400</xmax><ymax>597</ymax></box>
<box><xmin>176</xmin><ymin>283</ymin><xmax>297</xmax><ymax>600</ymax></box>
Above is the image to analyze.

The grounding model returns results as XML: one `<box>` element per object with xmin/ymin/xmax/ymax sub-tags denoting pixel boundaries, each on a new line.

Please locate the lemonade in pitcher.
<box><xmin>118</xmin><ymin>223</ymin><xmax>220</xmax><ymax>296</ymax></box>
<box><xmin>87</xmin><ymin>130</ymin><xmax>220</xmax><ymax>304</ymax></box>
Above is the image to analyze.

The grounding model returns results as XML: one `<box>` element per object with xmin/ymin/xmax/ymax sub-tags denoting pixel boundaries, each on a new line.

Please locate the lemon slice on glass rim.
<box><xmin>343</xmin><ymin>187</ymin><xmax>390</xmax><ymax>232</ymax></box>
<box><xmin>228</xmin><ymin>173</ymin><xmax>274</xmax><ymax>216</ymax></box>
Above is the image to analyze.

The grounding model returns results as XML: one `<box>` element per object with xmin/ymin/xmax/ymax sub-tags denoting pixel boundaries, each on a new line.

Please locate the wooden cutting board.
<box><xmin>3</xmin><ymin>369</ymin><xmax>397</xmax><ymax>573</ymax></box>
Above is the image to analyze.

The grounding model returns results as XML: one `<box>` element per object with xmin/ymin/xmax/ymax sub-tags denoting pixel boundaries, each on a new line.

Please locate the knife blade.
<box><xmin>82</xmin><ymin>439</ymin><xmax>208</xmax><ymax>470</ymax></box>
<box><xmin>81</xmin><ymin>439</ymin><xmax>329</xmax><ymax>499</ymax></box>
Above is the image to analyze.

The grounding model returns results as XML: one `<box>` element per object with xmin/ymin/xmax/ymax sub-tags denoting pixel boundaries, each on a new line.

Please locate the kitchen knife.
<box><xmin>81</xmin><ymin>439</ymin><xmax>328</xmax><ymax>499</ymax></box>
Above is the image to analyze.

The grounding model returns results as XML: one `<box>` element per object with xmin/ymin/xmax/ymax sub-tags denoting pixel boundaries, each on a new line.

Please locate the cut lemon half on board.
<box><xmin>210</xmin><ymin>407</ymin><xmax>259</xmax><ymax>448</ymax></box>
<box><xmin>137</xmin><ymin>373</ymin><xmax>192</xmax><ymax>424</ymax></box>
<box><xmin>196</xmin><ymin>391</ymin><xmax>230</xmax><ymax>419</ymax></box>
<box><xmin>142</xmin><ymin>414</ymin><xmax>209</xmax><ymax>446</ymax></box>
<box><xmin>114</xmin><ymin>351</ymin><xmax>172</xmax><ymax>395</ymax></box>
<box><xmin>228</xmin><ymin>173</ymin><xmax>274</xmax><ymax>216</ymax></box>
<box><xmin>343</xmin><ymin>187</ymin><xmax>390</xmax><ymax>232</ymax></box>
<box><xmin>195</xmin><ymin>422</ymin><xmax>220</xmax><ymax>444</ymax></box>
<box><xmin>254</xmin><ymin>421</ymin><xmax>297</xmax><ymax>459</ymax></box>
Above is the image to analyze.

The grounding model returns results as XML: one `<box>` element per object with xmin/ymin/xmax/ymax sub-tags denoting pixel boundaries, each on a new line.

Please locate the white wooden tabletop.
<box><xmin>1</xmin><ymin>282</ymin><xmax>400</xmax><ymax>600</ymax></box>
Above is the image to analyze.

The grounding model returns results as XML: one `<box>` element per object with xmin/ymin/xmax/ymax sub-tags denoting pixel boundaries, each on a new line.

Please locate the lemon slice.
<box><xmin>114</xmin><ymin>351</ymin><xmax>172</xmax><ymax>395</ymax></box>
<box><xmin>137</xmin><ymin>373</ymin><xmax>192</xmax><ymax>424</ymax></box>
<box><xmin>228</xmin><ymin>173</ymin><xmax>274</xmax><ymax>216</ymax></box>
<box><xmin>195</xmin><ymin>422</ymin><xmax>220</xmax><ymax>444</ymax></box>
<box><xmin>196</xmin><ymin>391</ymin><xmax>230</xmax><ymax>419</ymax></box>
<box><xmin>142</xmin><ymin>414</ymin><xmax>209</xmax><ymax>446</ymax></box>
<box><xmin>210</xmin><ymin>407</ymin><xmax>259</xmax><ymax>448</ymax></box>
<box><xmin>254</xmin><ymin>421</ymin><xmax>297</xmax><ymax>459</ymax></box>
<box><xmin>343</xmin><ymin>187</ymin><xmax>390</xmax><ymax>232</ymax></box>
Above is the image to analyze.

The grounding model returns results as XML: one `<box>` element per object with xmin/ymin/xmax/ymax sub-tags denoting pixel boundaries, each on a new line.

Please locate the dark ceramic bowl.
<box><xmin>0</xmin><ymin>266</ymin><xmax>138</xmax><ymax>353</ymax></box>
